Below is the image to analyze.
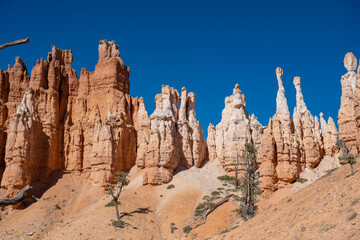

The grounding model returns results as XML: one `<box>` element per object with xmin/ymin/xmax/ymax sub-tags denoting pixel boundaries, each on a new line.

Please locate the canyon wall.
<box><xmin>0</xmin><ymin>41</ymin><xmax>140</xmax><ymax>195</ymax></box>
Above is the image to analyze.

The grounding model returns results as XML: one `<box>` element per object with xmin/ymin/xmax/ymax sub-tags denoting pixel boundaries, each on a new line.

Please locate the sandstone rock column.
<box><xmin>143</xmin><ymin>85</ymin><xmax>180</xmax><ymax>185</ymax></box>
<box><xmin>140</xmin><ymin>85</ymin><xmax>207</xmax><ymax>185</ymax></box>
<box><xmin>206</xmin><ymin>84</ymin><xmax>263</xmax><ymax>174</ymax></box>
<box><xmin>338</xmin><ymin>53</ymin><xmax>357</xmax><ymax>152</ymax></box>
<box><xmin>320</xmin><ymin>112</ymin><xmax>338</xmax><ymax>156</ymax></box>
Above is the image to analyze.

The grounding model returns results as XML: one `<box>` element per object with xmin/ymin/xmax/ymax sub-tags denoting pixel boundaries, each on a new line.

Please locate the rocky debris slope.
<box><xmin>138</xmin><ymin>85</ymin><xmax>208</xmax><ymax>185</ymax></box>
<box><xmin>206</xmin><ymin>84</ymin><xmax>263</xmax><ymax>174</ymax></box>
<box><xmin>339</xmin><ymin>53</ymin><xmax>358</xmax><ymax>152</ymax></box>
<box><xmin>259</xmin><ymin>68</ymin><xmax>338</xmax><ymax>197</ymax></box>
<box><xmin>0</xmin><ymin>41</ymin><xmax>140</xmax><ymax>195</ymax></box>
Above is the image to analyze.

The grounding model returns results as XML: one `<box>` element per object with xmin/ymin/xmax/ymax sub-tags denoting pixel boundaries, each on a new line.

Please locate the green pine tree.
<box><xmin>107</xmin><ymin>171</ymin><xmax>129</xmax><ymax>224</ymax></box>
<box><xmin>237</xmin><ymin>143</ymin><xmax>260</xmax><ymax>220</ymax></box>
<box><xmin>337</xmin><ymin>141</ymin><xmax>358</xmax><ymax>176</ymax></box>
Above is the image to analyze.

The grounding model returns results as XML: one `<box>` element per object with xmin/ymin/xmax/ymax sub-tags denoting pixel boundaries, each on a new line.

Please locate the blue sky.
<box><xmin>1</xmin><ymin>0</ymin><xmax>359</xmax><ymax>138</ymax></box>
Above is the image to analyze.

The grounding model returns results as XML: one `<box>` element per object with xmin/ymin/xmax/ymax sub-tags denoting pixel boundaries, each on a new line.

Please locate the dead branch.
<box><xmin>0</xmin><ymin>185</ymin><xmax>38</xmax><ymax>206</ymax></box>
<box><xmin>0</xmin><ymin>37</ymin><xmax>30</xmax><ymax>50</ymax></box>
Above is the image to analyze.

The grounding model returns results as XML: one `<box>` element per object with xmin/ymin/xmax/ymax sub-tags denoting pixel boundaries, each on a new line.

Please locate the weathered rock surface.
<box><xmin>206</xmin><ymin>84</ymin><xmax>264</xmax><ymax>174</ymax></box>
<box><xmin>338</xmin><ymin>53</ymin><xmax>358</xmax><ymax>152</ymax></box>
<box><xmin>259</xmin><ymin>68</ymin><xmax>337</xmax><ymax>197</ymax></box>
<box><xmin>139</xmin><ymin>85</ymin><xmax>207</xmax><ymax>185</ymax></box>
<box><xmin>320</xmin><ymin>113</ymin><xmax>338</xmax><ymax>156</ymax></box>
<box><xmin>0</xmin><ymin>57</ymin><xmax>30</xmax><ymax>186</ymax></box>
<box><xmin>0</xmin><ymin>41</ymin><xmax>140</xmax><ymax>195</ymax></box>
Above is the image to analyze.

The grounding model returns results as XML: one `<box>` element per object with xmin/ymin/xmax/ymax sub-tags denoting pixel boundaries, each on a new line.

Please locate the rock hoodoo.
<box><xmin>206</xmin><ymin>84</ymin><xmax>264</xmax><ymax>174</ymax></box>
<box><xmin>0</xmin><ymin>40</ymin><xmax>140</xmax><ymax>195</ymax></box>
<box><xmin>338</xmin><ymin>53</ymin><xmax>358</xmax><ymax>152</ymax></box>
<box><xmin>259</xmin><ymin>68</ymin><xmax>338</xmax><ymax>197</ymax></box>
<box><xmin>138</xmin><ymin>85</ymin><xmax>207</xmax><ymax>185</ymax></box>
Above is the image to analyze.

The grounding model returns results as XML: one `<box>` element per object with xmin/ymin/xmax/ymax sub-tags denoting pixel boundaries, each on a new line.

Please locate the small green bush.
<box><xmin>54</xmin><ymin>204</ymin><xmax>61</xmax><ymax>210</ymax></box>
<box><xmin>167</xmin><ymin>184</ymin><xmax>175</xmax><ymax>189</ymax></box>
<box><xmin>296</xmin><ymin>178</ymin><xmax>308</xmax><ymax>183</ymax></box>
<box><xmin>211</xmin><ymin>191</ymin><xmax>221</xmax><ymax>196</ymax></box>
<box><xmin>287</xmin><ymin>198</ymin><xmax>292</xmax><ymax>202</ymax></box>
<box><xmin>112</xmin><ymin>219</ymin><xmax>125</xmax><ymax>228</ymax></box>
<box><xmin>218</xmin><ymin>175</ymin><xmax>235</xmax><ymax>181</ymax></box>
<box><xmin>183</xmin><ymin>225</ymin><xmax>192</xmax><ymax>234</ymax></box>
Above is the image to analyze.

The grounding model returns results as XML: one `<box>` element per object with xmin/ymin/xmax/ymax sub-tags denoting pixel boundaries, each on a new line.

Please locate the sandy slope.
<box><xmin>0</xmin><ymin>159</ymin><xmax>359</xmax><ymax>240</ymax></box>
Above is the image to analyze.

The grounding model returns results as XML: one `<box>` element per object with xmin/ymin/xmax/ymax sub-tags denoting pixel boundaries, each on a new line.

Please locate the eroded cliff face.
<box><xmin>0</xmin><ymin>57</ymin><xmax>30</xmax><ymax>181</ymax></box>
<box><xmin>206</xmin><ymin>84</ymin><xmax>264</xmax><ymax>174</ymax></box>
<box><xmin>138</xmin><ymin>86</ymin><xmax>207</xmax><ymax>185</ymax></box>
<box><xmin>0</xmin><ymin>41</ymin><xmax>139</xmax><ymax>195</ymax></box>
<box><xmin>259</xmin><ymin>68</ymin><xmax>338</xmax><ymax>197</ymax></box>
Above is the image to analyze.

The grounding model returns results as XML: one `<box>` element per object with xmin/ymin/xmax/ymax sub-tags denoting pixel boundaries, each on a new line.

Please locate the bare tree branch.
<box><xmin>0</xmin><ymin>37</ymin><xmax>30</xmax><ymax>50</ymax></box>
<box><xmin>0</xmin><ymin>185</ymin><xmax>38</xmax><ymax>206</ymax></box>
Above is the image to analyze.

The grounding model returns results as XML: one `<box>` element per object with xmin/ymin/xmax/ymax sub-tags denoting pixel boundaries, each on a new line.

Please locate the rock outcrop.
<box><xmin>1</xmin><ymin>40</ymin><xmax>140</xmax><ymax>194</ymax></box>
<box><xmin>338</xmin><ymin>53</ymin><xmax>358</xmax><ymax>152</ymax></box>
<box><xmin>206</xmin><ymin>84</ymin><xmax>264</xmax><ymax>174</ymax></box>
<box><xmin>259</xmin><ymin>68</ymin><xmax>337</xmax><ymax>197</ymax></box>
<box><xmin>139</xmin><ymin>85</ymin><xmax>207</xmax><ymax>185</ymax></box>
<box><xmin>319</xmin><ymin>113</ymin><xmax>338</xmax><ymax>156</ymax></box>
<box><xmin>0</xmin><ymin>57</ymin><xmax>30</xmax><ymax>181</ymax></box>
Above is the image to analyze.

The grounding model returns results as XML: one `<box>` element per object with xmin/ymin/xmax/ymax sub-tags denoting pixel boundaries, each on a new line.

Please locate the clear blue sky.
<box><xmin>1</xmin><ymin>1</ymin><xmax>360</xmax><ymax>138</ymax></box>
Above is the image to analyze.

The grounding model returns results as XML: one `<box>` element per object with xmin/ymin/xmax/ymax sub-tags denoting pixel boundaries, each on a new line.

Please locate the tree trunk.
<box><xmin>0</xmin><ymin>185</ymin><xmax>37</xmax><ymax>206</ymax></box>
<box><xmin>0</xmin><ymin>38</ymin><xmax>30</xmax><ymax>50</ymax></box>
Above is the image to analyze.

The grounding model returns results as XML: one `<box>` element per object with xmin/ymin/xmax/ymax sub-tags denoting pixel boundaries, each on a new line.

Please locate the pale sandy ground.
<box><xmin>0</xmin><ymin>156</ymin><xmax>359</xmax><ymax>240</ymax></box>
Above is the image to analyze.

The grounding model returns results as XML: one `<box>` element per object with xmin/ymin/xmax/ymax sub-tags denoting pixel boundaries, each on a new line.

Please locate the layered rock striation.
<box><xmin>206</xmin><ymin>84</ymin><xmax>264</xmax><ymax>174</ymax></box>
<box><xmin>138</xmin><ymin>86</ymin><xmax>207</xmax><ymax>185</ymax></box>
<box><xmin>1</xmin><ymin>41</ymin><xmax>140</xmax><ymax>194</ymax></box>
<box><xmin>259</xmin><ymin>68</ymin><xmax>338</xmax><ymax>197</ymax></box>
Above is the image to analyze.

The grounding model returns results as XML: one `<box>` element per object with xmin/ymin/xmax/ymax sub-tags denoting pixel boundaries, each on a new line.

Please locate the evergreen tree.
<box><xmin>107</xmin><ymin>171</ymin><xmax>129</xmax><ymax>225</ymax></box>
<box><xmin>238</xmin><ymin>143</ymin><xmax>260</xmax><ymax>220</ymax></box>
<box><xmin>337</xmin><ymin>141</ymin><xmax>358</xmax><ymax>176</ymax></box>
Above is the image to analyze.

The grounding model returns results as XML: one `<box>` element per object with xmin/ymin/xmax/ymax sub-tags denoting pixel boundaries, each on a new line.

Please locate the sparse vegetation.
<box><xmin>183</xmin><ymin>225</ymin><xmax>192</xmax><ymax>234</ymax></box>
<box><xmin>112</xmin><ymin>219</ymin><xmax>125</xmax><ymax>228</ymax></box>
<box><xmin>287</xmin><ymin>198</ymin><xmax>292</xmax><ymax>202</ymax></box>
<box><xmin>296</xmin><ymin>178</ymin><xmax>308</xmax><ymax>183</ymax></box>
<box><xmin>167</xmin><ymin>184</ymin><xmax>175</xmax><ymax>189</ymax></box>
<box><xmin>337</xmin><ymin>141</ymin><xmax>358</xmax><ymax>175</ymax></box>
<box><xmin>219</xmin><ymin>225</ymin><xmax>239</xmax><ymax>235</ymax></box>
<box><xmin>324</xmin><ymin>167</ymin><xmax>338</xmax><ymax>177</ymax></box>
<box><xmin>54</xmin><ymin>204</ymin><xmax>61</xmax><ymax>210</ymax></box>
<box><xmin>218</xmin><ymin>175</ymin><xmax>235</xmax><ymax>181</ymax></box>
<box><xmin>170</xmin><ymin>222</ymin><xmax>177</xmax><ymax>233</ymax></box>
<box><xmin>195</xmin><ymin>201</ymin><xmax>215</xmax><ymax>217</ymax></box>
<box><xmin>211</xmin><ymin>191</ymin><xmax>221</xmax><ymax>196</ymax></box>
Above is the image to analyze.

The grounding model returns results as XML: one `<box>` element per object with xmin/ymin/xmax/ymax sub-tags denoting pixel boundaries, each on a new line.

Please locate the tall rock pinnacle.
<box><xmin>206</xmin><ymin>84</ymin><xmax>263</xmax><ymax>174</ymax></box>
<box><xmin>338</xmin><ymin>53</ymin><xmax>358</xmax><ymax>152</ymax></box>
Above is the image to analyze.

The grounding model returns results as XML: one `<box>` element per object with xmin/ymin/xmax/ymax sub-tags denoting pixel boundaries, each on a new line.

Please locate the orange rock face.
<box><xmin>259</xmin><ymin>68</ymin><xmax>337</xmax><ymax>197</ymax></box>
<box><xmin>0</xmin><ymin>40</ymin><xmax>140</xmax><ymax>195</ymax></box>
<box><xmin>139</xmin><ymin>85</ymin><xmax>208</xmax><ymax>185</ymax></box>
